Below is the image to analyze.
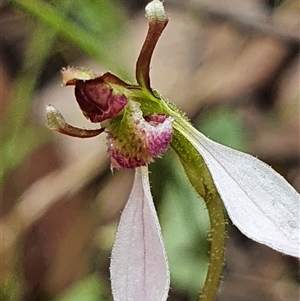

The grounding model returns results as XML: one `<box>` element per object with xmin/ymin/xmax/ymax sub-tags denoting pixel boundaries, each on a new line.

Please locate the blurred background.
<box><xmin>1</xmin><ymin>0</ymin><xmax>299</xmax><ymax>300</ymax></box>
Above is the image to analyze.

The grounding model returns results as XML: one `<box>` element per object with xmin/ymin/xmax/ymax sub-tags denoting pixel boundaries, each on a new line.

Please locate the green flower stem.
<box><xmin>171</xmin><ymin>126</ymin><xmax>226</xmax><ymax>301</ymax></box>
<box><xmin>144</xmin><ymin>91</ymin><xmax>227</xmax><ymax>300</ymax></box>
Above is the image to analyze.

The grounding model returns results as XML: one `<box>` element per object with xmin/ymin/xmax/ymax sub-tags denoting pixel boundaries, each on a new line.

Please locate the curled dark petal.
<box><xmin>74</xmin><ymin>77</ymin><xmax>128</xmax><ymax>123</ymax></box>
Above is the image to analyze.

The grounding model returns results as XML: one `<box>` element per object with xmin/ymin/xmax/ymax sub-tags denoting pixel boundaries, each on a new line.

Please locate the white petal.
<box><xmin>186</xmin><ymin>126</ymin><xmax>300</xmax><ymax>257</ymax></box>
<box><xmin>110</xmin><ymin>166</ymin><xmax>170</xmax><ymax>301</ymax></box>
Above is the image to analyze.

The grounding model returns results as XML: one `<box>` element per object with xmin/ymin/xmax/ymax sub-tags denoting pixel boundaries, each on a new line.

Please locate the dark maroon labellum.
<box><xmin>75</xmin><ymin>77</ymin><xmax>127</xmax><ymax>123</ymax></box>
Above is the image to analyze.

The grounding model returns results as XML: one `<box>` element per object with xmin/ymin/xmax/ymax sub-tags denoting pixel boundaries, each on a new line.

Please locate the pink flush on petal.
<box><xmin>108</xmin><ymin>106</ymin><xmax>174</xmax><ymax>169</ymax></box>
<box><xmin>144</xmin><ymin>114</ymin><xmax>174</xmax><ymax>157</ymax></box>
<box><xmin>110</xmin><ymin>166</ymin><xmax>170</xmax><ymax>301</ymax></box>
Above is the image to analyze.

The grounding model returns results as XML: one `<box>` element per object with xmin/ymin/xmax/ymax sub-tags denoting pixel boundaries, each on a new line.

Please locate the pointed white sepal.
<box><xmin>110</xmin><ymin>166</ymin><xmax>170</xmax><ymax>301</ymax></box>
<box><xmin>185</xmin><ymin>125</ymin><xmax>300</xmax><ymax>257</ymax></box>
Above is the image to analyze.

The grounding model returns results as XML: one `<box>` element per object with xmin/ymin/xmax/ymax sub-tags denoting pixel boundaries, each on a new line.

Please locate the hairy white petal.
<box><xmin>185</xmin><ymin>125</ymin><xmax>300</xmax><ymax>257</ymax></box>
<box><xmin>110</xmin><ymin>166</ymin><xmax>170</xmax><ymax>301</ymax></box>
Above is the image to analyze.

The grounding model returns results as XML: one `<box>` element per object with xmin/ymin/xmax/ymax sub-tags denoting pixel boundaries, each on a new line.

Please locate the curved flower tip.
<box><xmin>184</xmin><ymin>125</ymin><xmax>300</xmax><ymax>257</ymax></box>
<box><xmin>136</xmin><ymin>0</ymin><xmax>168</xmax><ymax>90</ymax></box>
<box><xmin>108</xmin><ymin>102</ymin><xmax>174</xmax><ymax>169</ymax></box>
<box><xmin>110</xmin><ymin>166</ymin><xmax>170</xmax><ymax>301</ymax></box>
<box><xmin>46</xmin><ymin>105</ymin><xmax>104</xmax><ymax>138</ymax></box>
<box><xmin>145</xmin><ymin>0</ymin><xmax>168</xmax><ymax>23</ymax></box>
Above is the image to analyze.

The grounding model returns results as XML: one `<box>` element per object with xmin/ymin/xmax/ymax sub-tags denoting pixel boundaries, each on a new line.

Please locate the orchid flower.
<box><xmin>46</xmin><ymin>1</ymin><xmax>300</xmax><ymax>300</ymax></box>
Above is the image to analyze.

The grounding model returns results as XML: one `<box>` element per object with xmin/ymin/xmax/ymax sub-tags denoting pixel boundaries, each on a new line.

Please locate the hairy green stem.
<box><xmin>171</xmin><ymin>128</ymin><xmax>226</xmax><ymax>301</ymax></box>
